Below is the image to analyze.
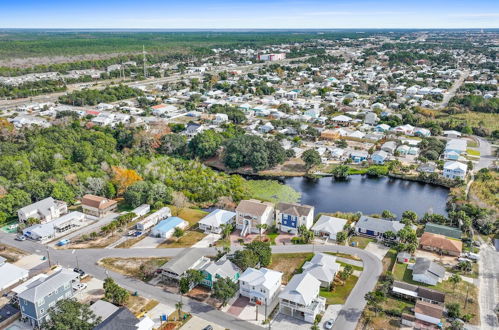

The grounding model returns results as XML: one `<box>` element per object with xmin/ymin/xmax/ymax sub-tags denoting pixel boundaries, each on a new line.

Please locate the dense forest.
<box><xmin>0</xmin><ymin>122</ymin><xmax>248</xmax><ymax>223</ymax></box>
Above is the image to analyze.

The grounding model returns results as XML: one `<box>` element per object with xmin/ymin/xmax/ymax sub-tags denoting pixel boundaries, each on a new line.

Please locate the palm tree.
<box><xmin>449</xmin><ymin>274</ymin><xmax>462</xmax><ymax>292</ymax></box>
<box><xmin>256</xmin><ymin>224</ymin><xmax>267</xmax><ymax>241</ymax></box>
<box><xmin>175</xmin><ymin>301</ymin><xmax>183</xmax><ymax>320</ymax></box>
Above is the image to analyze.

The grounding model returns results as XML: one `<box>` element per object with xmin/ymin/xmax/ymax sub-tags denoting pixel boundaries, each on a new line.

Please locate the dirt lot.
<box><xmin>186</xmin><ymin>286</ymin><xmax>221</xmax><ymax>308</ymax></box>
<box><xmin>268</xmin><ymin>253</ymin><xmax>312</xmax><ymax>284</ymax></box>
<box><xmin>98</xmin><ymin>257</ymin><xmax>169</xmax><ymax>279</ymax></box>
<box><xmin>0</xmin><ymin>243</ymin><xmax>28</xmax><ymax>262</ymax></box>
<box><xmin>414</xmin><ymin>249</ymin><xmax>458</xmax><ymax>267</ymax></box>
<box><xmin>157</xmin><ymin>230</ymin><xmax>207</xmax><ymax>248</ymax></box>
<box><xmin>61</xmin><ymin>233</ymin><xmax>121</xmax><ymax>249</ymax></box>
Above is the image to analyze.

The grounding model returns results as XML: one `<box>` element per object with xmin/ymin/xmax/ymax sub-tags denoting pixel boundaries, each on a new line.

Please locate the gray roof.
<box><xmin>0</xmin><ymin>262</ymin><xmax>29</xmax><ymax>290</ymax></box>
<box><xmin>276</xmin><ymin>202</ymin><xmax>314</xmax><ymax>217</ymax></box>
<box><xmin>200</xmin><ymin>259</ymin><xmax>241</xmax><ymax>280</ymax></box>
<box><xmin>18</xmin><ymin>197</ymin><xmax>57</xmax><ymax>217</ymax></box>
<box><xmin>413</xmin><ymin>258</ymin><xmax>445</xmax><ymax>279</ymax></box>
<box><xmin>18</xmin><ymin>268</ymin><xmax>78</xmax><ymax>302</ymax></box>
<box><xmin>279</xmin><ymin>273</ymin><xmax>321</xmax><ymax>306</ymax></box>
<box><xmin>94</xmin><ymin>307</ymin><xmax>138</xmax><ymax>330</ymax></box>
<box><xmin>89</xmin><ymin>300</ymin><xmax>119</xmax><ymax>322</ymax></box>
<box><xmin>355</xmin><ymin>216</ymin><xmax>405</xmax><ymax>234</ymax></box>
<box><xmin>160</xmin><ymin>249</ymin><xmax>206</xmax><ymax>275</ymax></box>
<box><xmin>312</xmin><ymin>215</ymin><xmax>347</xmax><ymax>235</ymax></box>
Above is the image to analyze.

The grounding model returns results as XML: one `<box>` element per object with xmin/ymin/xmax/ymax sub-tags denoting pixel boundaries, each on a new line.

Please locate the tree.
<box><xmin>339</xmin><ymin>265</ymin><xmax>353</xmax><ymax>281</ymax></box>
<box><xmin>175</xmin><ymin>301</ymin><xmax>183</xmax><ymax>320</ymax></box>
<box><xmin>180</xmin><ymin>269</ymin><xmax>204</xmax><ymax>293</ymax></box>
<box><xmin>336</xmin><ymin>231</ymin><xmax>347</xmax><ymax>244</ymax></box>
<box><xmin>301</xmin><ymin>149</ymin><xmax>321</xmax><ymax>173</ymax></box>
<box><xmin>298</xmin><ymin>224</ymin><xmax>314</xmax><ymax>244</ymax></box>
<box><xmin>365</xmin><ymin>290</ymin><xmax>385</xmax><ymax>315</ymax></box>
<box><xmin>44</xmin><ymin>299</ymin><xmax>101</xmax><ymax>330</ymax></box>
<box><xmin>245</xmin><ymin>241</ymin><xmax>272</xmax><ymax>267</ymax></box>
<box><xmin>212</xmin><ymin>277</ymin><xmax>238</xmax><ymax>307</ymax></box>
<box><xmin>103</xmin><ymin>278</ymin><xmax>130</xmax><ymax>306</ymax></box>
<box><xmin>332</xmin><ymin>165</ymin><xmax>350</xmax><ymax>179</ymax></box>
<box><xmin>401</xmin><ymin>210</ymin><xmax>418</xmax><ymax>223</ymax></box>
<box><xmin>446</xmin><ymin>302</ymin><xmax>461</xmax><ymax>319</ymax></box>
<box><xmin>220</xmin><ymin>223</ymin><xmax>234</xmax><ymax>239</ymax></box>
<box><xmin>158</xmin><ymin>134</ymin><xmax>187</xmax><ymax>156</ymax></box>
<box><xmin>449</xmin><ymin>274</ymin><xmax>462</xmax><ymax>292</ymax></box>
<box><xmin>51</xmin><ymin>182</ymin><xmax>76</xmax><ymax>204</ymax></box>
<box><xmin>232</xmin><ymin>249</ymin><xmax>259</xmax><ymax>270</ymax></box>
<box><xmin>173</xmin><ymin>227</ymin><xmax>184</xmax><ymax>238</ymax></box>
<box><xmin>457</xmin><ymin>260</ymin><xmax>472</xmax><ymax>273</ymax></box>
<box><xmin>188</xmin><ymin>130</ymin><xmax>223</xmax><ymax>159</ymax></box>
<box><xmin>383</xmin><ymin>230</ymin><xmax>397</xmax><ymax>241</ymax></box>
<box><xmin>171</xmin><ymin>191</ymin><xmax>189</xmax><ymax>215</ymax></box>
<box><xmin>255</xmin><ymin>223</ymin><xmax>268</xmax><ymax>241</ymax></box>
<box><xmin>381</xmin><ymin>210</ymin><xmax>396</xmax><ymax>219</ymax></box>
<box><xmin>112</xmin><ymin>166</ymin><xmax>142</xmax><ymax>195</ymax></box>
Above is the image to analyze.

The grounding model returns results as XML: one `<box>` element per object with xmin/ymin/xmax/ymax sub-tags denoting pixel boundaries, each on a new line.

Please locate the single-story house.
<box><xmin>150</xmin><ymin>217</ymin><xmax>188</xmax><ymax>239</ymax></box>
<box><xmin>301</xmin><ymin>253</ymin><xmax>340</xmax><ymax>288</ymax></box>
<box><xmin>414</xmin><ymin>300</ymin><xmax>443</xmax><ymax>326</ymax></box>
<box><xmin>198</xmin><ymin>209</ymin><xmax>236</xmax><ymax>234</ymax></box>
<box><xmin>381</xmin><ymin>141</ymin><xmax>397</xmax><ymax>154</ymax></box>
<box><xmin>412</xmin><ymin>258</ymin><xmax>445</xmax><ymax>286</ymax></box>
<box><xmin>419</xmin><ymin>232</ymin><xmax>462</xmax><ymax>256</ymax></box>
<box><xmin>350</xmin><ymin>150</ymin><xmax>369</xmax><ymax>163</ymax></box>
<box><xmin>391</xmin><ymin>281</ymin><xmax>445</xmax><ymax>305</ymax></box>
<box><xmin>23</xmin><ymin>211</ymin><xmax>85</xmax><ymax>242</ymax></box>
<box><xmin>372</xmin><ymin>150</ymin><xmax>389</xmax><ymax>164</ymax></box>
<box><xmin>199</xmin><ymin>258</ymin><xmax>241</xmax><ymax>289</ymax></box>
<box><xmin>160</xmin><ymin>249</ymin><xmax>210</xmax><ymax>282</ymax></box>
<box><xmin>311</xmin><ymin>215</ymin><xmax>347</xmax><ymax>240</ymax></box>
<box><xmin>424</xmin><ymin>223</ymin><xmax>462</xmax><ymax>239</ymax></box>
<box><xmin>354</xmin><ymin>215</ymin><xmax>406</xmax><ymax>240</ymax></box>
<box><xmin>0</xmin><ymin>256</ymin><xmax>29</xmax><ymax>291</ymax></box>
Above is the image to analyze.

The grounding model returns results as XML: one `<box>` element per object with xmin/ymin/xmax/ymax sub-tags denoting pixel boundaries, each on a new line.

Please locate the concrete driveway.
<box><xmin>271</xmin><ymin>313</ymin><xmax>309</xmax><ymax>330</ymax></box>
<box><xmin>182</xmin><ymin>315</ymin><xmax>225</xmax><ymax>330</ymax></box>
<box><xmin>364</xmin><ymin>242</ymin><xmax>390</xmax><ymax>260</ymax></box>
<box><xmin>192</xmin><ymin>233</ymin><xmax>221</xmax><ymax>248</ymax></box>
<box><xmin>318</xmin><ymin>305</ymin><xmax>344</xmax><ymax>329</ymax></box>
<box><xmin>131</xmin><ymin>235</ymin><xmax>163</xmax><ymax>248</ymax></box>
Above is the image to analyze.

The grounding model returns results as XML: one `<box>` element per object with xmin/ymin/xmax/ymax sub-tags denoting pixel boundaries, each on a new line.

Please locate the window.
<box><xmin>40</xmin><ymin>308</ymin><xmax>45</xmax><ymax>314</ymax></box>
<box><xmin>48</xmin><ymin>301</ymin><xmax>55</xmax><ymax>308</ymax></box>
<box><xmin>37</xmin><ymin>299</ymin><xmax>44</xmax><ymax>307</ymax></box>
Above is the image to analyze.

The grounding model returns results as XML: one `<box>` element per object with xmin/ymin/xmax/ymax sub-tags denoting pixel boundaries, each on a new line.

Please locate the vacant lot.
<box><xmin>158</xmin><ymin>230</ymin><xmax>207</xmax><ymax>248</ymax></box>
<box><xmin>170</xmin><ymin>207</ymin><xmax>208</xmax><ymax>227</ymax></box>
<box><xmin>127</xmin><ymin>295</ymin><xmax>159</xmax><ymax>316</ymax></box>
<box><xmin>268</xmin><ymin>253</ymin><xmax>312</xmax><ymax>284</ymax></box>
<box><xmin>243</xmin><ymin>180</ymin><xmax>301</xmax><ymax>204</ymax></box>
<box><xmin>0</xmin><ymin>243</ymin><xmax>27</xmax><ymax>262</ymax></box>
<box><xmin>99</xmin><ymin>257</ymin><xmax>169</xmax><ymax>280</ymax></box>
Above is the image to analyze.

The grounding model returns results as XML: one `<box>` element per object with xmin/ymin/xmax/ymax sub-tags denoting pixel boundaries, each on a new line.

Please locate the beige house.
<box><xmin>235</xmin><ymin>199</ymin><xmax>274</xmax><ymax>237</ymax></box>
<box><xmin>81</xmin><ymin>194</ymin><xmax>117</xmax><ymax>218</ymax></box>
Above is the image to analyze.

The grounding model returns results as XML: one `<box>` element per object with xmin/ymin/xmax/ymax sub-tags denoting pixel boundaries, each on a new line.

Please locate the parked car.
<box><xmin>15</xmin><ymin>235</ymin><xmax>26</xmax><ymax>241</ymax></box>
<box><xmin>465</xmin><ymin>252</ymin><xmax>480</xmax><ymax>261</ymax></box>
<box><xmin>73</xmin><ymin>283</ymin><xmax>87</xmax><ymax>291</ymax></box>
<box><xmin>73</xmin><ymin>268</ymin><xmax>86</xmax><ymax>278</ymax></box>
<box><xmin>457</xmin><ymin>257</ymin><xmax>472</xmax><ymax>263</ymax></box>
<box><xmin>324</xmin><ymin>319</ymin><xmax>334</xmax><ymax>329</ymax></box>
<box><xmin>56</xmin><ymin>239</ymin><xmax>70</xmax><ymax>246</ymax></box>
<box><xmin>202</xmin><ymin>326</ymin><xmax>213</xmax><ymax>330</ymax></box>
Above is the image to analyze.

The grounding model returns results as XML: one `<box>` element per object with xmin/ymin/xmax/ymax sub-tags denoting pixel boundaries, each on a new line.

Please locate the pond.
<box><xmin>282</xmin><ymin>175</ymin><xmax>449</xmax><ymax>217</ymax></box>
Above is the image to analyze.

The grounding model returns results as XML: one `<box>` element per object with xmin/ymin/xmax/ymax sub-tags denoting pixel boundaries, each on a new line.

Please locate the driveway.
<box><xmin>131</xmin><ymin>235</ymin><xmax>163</xmax><ymax>248</ymax></box>
<box><xmin>192</xmin><ymin>233</ymin><xmax>221</xmax><ymax>248</ymax></box>
<box><xmin>364</xmin><ymin>242</ymin><xmax>390</xmax><ymax>261</ymax></box>
<box><xmin>182</xmin><ymin>315</ymin><xmax>225</xmax><ymax>330</ymax></box>
<box><xmin>319</xmin><ymin>305</ymin><xmax>343</xmax><ymax>329</ymax></box>
<box><xmin>271</xmin><ymin>313</ymin><xmax>309</xmax><ymax>330</ymax></box>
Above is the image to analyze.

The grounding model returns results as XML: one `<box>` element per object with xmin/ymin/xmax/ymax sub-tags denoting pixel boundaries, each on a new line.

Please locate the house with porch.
<box><xmin>311</xmin><ymin>215</ymin><xmax>347</xmax><ymax>240</ymax></box>
<box><xmin>18</xmin><ymin>197</ymin><xmax>68</xmax><ymax>224</ymax></box>
<box><xmin>412</xmin><ymin>258</ymin><xmax>445</xmax><ymax>286</ymax></box>
<box><xmin>199</xmin><ymin>258</ymin><xmax>241</xmax><ymax>289</ymax></box>
<box><xmin>278</xmin><ymin>273</ymin><xmax>326</xmax><ymax>323</ymax></box>
<box><xmin>235</xmin><ymin>200</ymin><xmax>274</xmax><ymax>237</ymax></box>
<box><xmin>160</xmin><ymin>249</ymin><xmax>210</xmax><ymax>283</ymax></box>
<box><xmin>354</xmin><ymin>215</ymin><xmax>406</xmax><ymax>240</ymax></box>
<box><xmin>198</xmin><ymin>209</ymin><xmax>236</xmax><ymax>234</ymax></box>
<box><xmin>238</xmin><ymin>268</ymin><xmax>282</xmax><ymax>306</ymax></box>
<box><xmin>443</xmin><ymin>161</ymin><xmax>467</xmax><ymax>180</ymax></box>
<box><xmin>275</xmin><ymin>202</ymin><xmax>314</xmax><ymax>235</ymax></box>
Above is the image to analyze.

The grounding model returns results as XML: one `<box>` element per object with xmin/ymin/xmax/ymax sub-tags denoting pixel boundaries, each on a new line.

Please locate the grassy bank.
<box><xmin>244</xmin><ymin>180</ymin><xmax>301</xmax><ymax>204</ymax></box>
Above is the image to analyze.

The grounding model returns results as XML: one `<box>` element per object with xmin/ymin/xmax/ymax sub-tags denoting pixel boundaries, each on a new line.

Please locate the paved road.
<box><xmin>475</xmin><ymin>136</ymin><xmax>495</xmax><ymax>171</ymax></box>
<box><xmin>438</xmin><ymin>69</ymin><xmax>469</xmax><ymax>109</ymax></box>
<box><xmin>0</xmin><ymin>233</ymin><xmax>381</xmax><ymax>330</ymax></box>
<box><xmin>478</xmin><ymin>240</ymin><xmax>499</xmax><ymax>330</ymax></box>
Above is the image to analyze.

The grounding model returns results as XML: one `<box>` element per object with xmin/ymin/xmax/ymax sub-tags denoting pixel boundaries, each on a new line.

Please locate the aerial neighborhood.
<box><xmin>0</xmin><ymin>28</ymin><xmax>497</xmax><ymax>330</ymax></box>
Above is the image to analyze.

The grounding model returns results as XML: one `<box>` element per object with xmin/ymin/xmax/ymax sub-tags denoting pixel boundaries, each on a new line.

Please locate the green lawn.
<box><xmin>320</xmin><ymin>275</ymin><xmax>359</xmax><ymax>304</ymax></box>
<box><xmin>244</xmin><ymin>180</ymin><xmax>301</xmax><ymax>204</ymax></box>
<box><xmin>269</xmin><ymin>253</ymin><xmax>312</xmax><ymax>284</ymax></box>
<box><xmin>466</xmin><ymin>149</ymin><xmax>480</xmax><ymax>156</ymax></box>
<box><xmin>337</xmin><ymin>261</ymin><xmax>363</xmax><ymax>272</ymax></box>
<box><xmin>168</xmin><ymin>207</ymin><xmax>208</xmax><ymax>227</ymax></box>
<box><xmin>392</xmin><ymin>262</ymin><xmax>422</xmax><ymax>285</ymax></box>
<box><xmin>348</xmin><ymin>236</ymin><xmax>375</xmax><ymax>249</ymax></box>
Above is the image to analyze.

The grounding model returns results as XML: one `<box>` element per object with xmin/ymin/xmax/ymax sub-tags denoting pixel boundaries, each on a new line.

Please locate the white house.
<box><xmin>414</xmin><ymin>301</ymin><xmax>443</xmax><ymax>325</ymax></box>
<box><xmin>443</xmin><ymin>161</ymin><xmax>467</xmax><ymax>180</ymax></box>
<box><xmin>278</xmin><ymin>273</ymin><xmax>326</xmax><ymax>323</ymax></box>
<box><xmin>238</xmin><ymin>268</ymin><xmax>282</xmax><ymax>305</ymax></box>
<box><xmin>18</xmin><ymin>197</ymin><xmax>68</xmax><ymax>223</ymax></box>
<box><xmin>275</xmin><ymin>202</ymin><xmax>314</xmax><ymax>235</ymax></box>
<box><xmin>301</xmin><ymin>253</ymin><xmax>340</xmax><ymax>288</ymax></box>
<box><xmin>198</xmin><ymin>209</ymin><xmax>236</xmax><ymax>234</ymax></box>
<box><xmin>136</xmin><ymin>207</ymin><xmax>171</xmax><ymax>231</ymax></box>
<box><xmin>312</xmin><ymin>215</ymin><xmax>347</xmax><ymax>240</ymax></box>
<box><xmin>0</xmin><ymin>256</ymin><xmax>29</xmax><ymax>291</ymax></box>
<box><xmin>235</xmin><ymin>200</ymin><xmax>274</xmax><ymax>237</ymax></box>
<box><xmin>331</xmin><ymin>115</ymin><xmax>353</xmax><ymax>126</ymax></box>
<box><xmin>22</xmin><ymin>211</ymin><xmax>85</xmax><ymax>242</ymax></box>
<box><xmin>412</xmin><ymin>258</ymin><xmax>445</xmax><ymax>286</ymax></box>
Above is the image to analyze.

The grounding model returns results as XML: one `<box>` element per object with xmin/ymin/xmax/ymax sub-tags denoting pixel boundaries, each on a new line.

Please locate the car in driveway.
<box><xmin>73</xmin><ymin>268</ymin><xmax>86</xmax><ymax>278</ymax></box>
<box><xmin>324</xmin><ymin>319</ymin><xmax>334</xmax><ymax>329</ymax></box>
<box><xmin>73</xmin><ymin>283</ymin><xmax>87</xmax><ymax>291</ymax></box>
<box><xmin>15</xmin><ymin>235</ymin><xmax>26</xmax><ymax>241</ymax></box>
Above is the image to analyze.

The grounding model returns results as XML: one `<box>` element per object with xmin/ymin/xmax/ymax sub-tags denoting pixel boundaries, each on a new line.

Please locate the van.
<box><xmin>466</xmin><ymin>252</ymin><xmax>480</xmax><ymax>261</ymax></box>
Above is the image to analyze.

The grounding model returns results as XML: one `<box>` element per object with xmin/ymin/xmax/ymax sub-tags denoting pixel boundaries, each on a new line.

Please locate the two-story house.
<box><xmin>275</xmin><ymin>202</ymin><xmax>314</xmax><ymax>235</ymax></box>
<box><xmin>18</xmin><ymin>268</ymin><xmax>79</xmax><ymax>327</ymax></box>
<box><xmin>81</xmin><ymin>194</ymin><xmax>117</xmax><ymax>218</ymax></box>
<box><xmin>238</xmin><ymin>268</ymin><xmax>282</xmax><ymax>306</ymax></box>
<box><xmin>235</xmin><ymin>200</ymin><xmax>274</xmax><ymax>237</ymax></box>
<box><xmin>17</xmin><ymin>197</ymin><xmax>68</xmax><ymax>223</ymax></box>
<box><xmin>301</xmin><ymin>253</ymin><xmax>340</xmax><ymax>288</ymax></box>
<box><xmin>443</xmin><ymin>161</ymin><xmax>467</xmax><ymax>180</ymax></box>
<box><xmin>278</xmin><ymin>273</ymin><xmax>326</xmax><ymax>323</ymax></box>
<box><xmin>199</xmin><ymin>258</ymin><xmax>241</xmax><ymax>289</ymax></box>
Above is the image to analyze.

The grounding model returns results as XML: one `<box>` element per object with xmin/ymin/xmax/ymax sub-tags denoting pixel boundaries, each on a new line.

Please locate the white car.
<box><xmin>324</xmin><ymin>320</ymin><xmax>334</xmax><ymax>329</ymax></box>
<box><xmin>73</xmin><ymin>283</ymin><xmax>87</xmax><ymax>291</ymax></box>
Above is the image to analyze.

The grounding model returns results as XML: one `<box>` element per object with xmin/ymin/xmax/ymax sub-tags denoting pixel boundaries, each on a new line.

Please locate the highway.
<box><xmin>0</xmin><ymin>232</ymin><xmax>381</xmax><ymax>330</ymax></box>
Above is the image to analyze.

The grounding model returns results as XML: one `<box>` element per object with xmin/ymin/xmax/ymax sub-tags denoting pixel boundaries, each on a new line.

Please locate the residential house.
<box><xmin>160</xmin><ymin>249</ymin><xmax>210</xmax><ymax>283</ymax></box>
<box><xmin>94</xmin><ymin>306</ymin><xmax>154</xmax><ymax>330</ymax></box>
<box><xmin>18</xmin><ymin>268</ymin><xmax>79</xmax><ymax>327</ymax></box>
<box><xmin>23</xmin><ymin>211</ymin><xmax>85</xmax><ymax>242</ymax></box>
<box><xmin>414</xmin><ymin>128</ymin><xmax>431</xmax><ymax>137</ymax></box>
<box><xmin>199</xmin><ymin>258</ymin><xmax>241</xmax><ymax>289</ymax></box>
<box><xmin>136</xmin><ymin>207</ymin><xmax>171</xmax><ymax>231</ymax></box>
<box><xmin>374</xmin><ymin>124</ymin><xmax>391</xmax><ymax>132</ymax></box>
<box><xmin>275</xmin><ymin>202</ymin><xmax>314</xmax><ymax>235</ymax></box>
<box><xmin>278</xmin><ymin>273</ymin><xmax>326</xmax><ymax>323</ymax></box>
<box><xmin>301</xmin><ymin>253</ymin><xmax>340</xmax><ymax>288</ymax></box>
<box><xmin>81</xmin><ymin>194</ymin><xmax>117</xmax><ymax>218</ymax></box>
<box><xmin>355</xmin><ymin>215</ymin><xmax>406</xmax><ymax>240</ymax></box>
<box><xmin>235</xmin><ymin>200</ymin><xmax>275</xmax><ymax>237</ymax></box>
<box><xmin>419</xmin><ymin>232</ymin><xmax>462</xmax><ymax>256</ymax></box>
<box><xmin>185</xmin><ymin>124</ymin><xmax>205</xmax><ymax>138</ymax></box>
<box><xmin>311</xmin><ymin>215</ymin><xmax>347</xmax><ymax>240</ymax></box>
<box><xmin>89</xmin><ymin>300</ymin><xmax>119</xmax><ymax>324</ymax></box>
<box><xmin>239</xmin><ymin>268</ymin><xmax>282</xmax><ymax>305</ymax></box>
<box><xmin>0</xmin><ymin>256</ymin><xmax>29</xmax><ymax>291</ymax></box>
<box><xmin>150</xmin><ymin>217</ymin><xmax>188</xmax><ymax>239</ymax></box>
<box><xmin>424</xmin><ymin>223</ymin><xmax>462</xmax><ymax>239</ymax></box>
<box><xmin>393</xmin><ymin>124</ymin><xmax>415</xmax><ymax>135</ymax></box>
<box><xmin>391</xmin><ymin>281</ymin><xmax>445</xmax><ymax>305</ymax></box>
<box><xmin>331</xmin><ymin>115</ymin><xmax>353</xmax><ymax>126</ymax></box>
<box><xmin>381</xmin><ymin>141</ymin><xmax>397</xmax><ymax>154</ymax></box>
<box><xmin>443</xmin><ymin>161</ymin><xmax>467</xmax><ymax>180</ymax></box>
<box><xmin>198</xmin><ymin>209</ymin><xmax>236</xmax><ymax>234</ymax></box>
<box><xmin>372</xmin><ymin>150</ymin><xmax>389</xmax><ymax>164</ymax></box>
<box><xmin>364</xmin><ymin>112</ymin><xmax>379</xmax><ymax>125</ymax></box>
<box><xmin>445</xmin><ymin>139</ymin><xmax>467</xmax><ymax>156</ymax></box>
<box><xmin>414</xmin><ymin>300</ymin><xmax>443</xmax><ymax>326</ymax></box>
<box><xmin>214</xmin><ymin>113</ymin><xmax>229</xmax><ymax>124</ymax></box>
<box><xmin>349</xmin><ymin>150</ymin><xmax>369</xmax><ymax>163</ymax></box>
<box><xmin>17</xmin><ymin>197</ymin><xmax>68</xmax><ymax>223</ymax></box>
<box><xmin>417</xmin><ymin>163</ymin><xmax>437</xmax><ymax>174</ymax></box>
<box><xmin>412</xmin><ymin>258</ymin><xmax>445</xmax><ymax>286</ymax></box>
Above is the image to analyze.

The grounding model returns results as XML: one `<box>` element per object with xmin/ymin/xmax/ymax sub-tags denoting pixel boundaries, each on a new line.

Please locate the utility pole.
<box><xmin>142</xmin><ymin>45</ymin><xmax>147</xmax><ymax>78</ymax></box>
<box><xmin>46</xmin><ymin>247</ymin><xmax>51</xmax><ymax>268</ymax></box>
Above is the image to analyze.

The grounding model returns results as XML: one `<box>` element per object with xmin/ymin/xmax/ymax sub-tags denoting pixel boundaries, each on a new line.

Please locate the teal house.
<box><xmin>199</xmin><ymin>258</ymin><xmax>241</xmax><ymax>289</ymax></box>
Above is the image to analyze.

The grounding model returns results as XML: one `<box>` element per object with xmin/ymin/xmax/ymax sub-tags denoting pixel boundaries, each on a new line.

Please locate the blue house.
<box><xmin>151</xmin><ymin>217</ymin><xmax>187</xmax><ymax>238</ymax></box>
<box><xmin>350</xmin><ymin>150</ymin><xmax>369</xmax><ymax>163</ymax></box>
<box><xmin>18</xmin><ymin>268</ymin><xmax>78</xmax><ymax>327</ymax></box>
<box><xmin>199</xmin><ymin>258</ymin><xmax>241</xmax><ymax>289</ymax></box>
<box><xmin>275</xmin><ymin>202</ymin><xmax>315</xmax><ymax>235</ymax></box>
<box><xmin>372</xmin><ymin>150</ymin><xmax>389</xmax><ymax>164</ymax></box>
<box><xmin>374</xmin><ymin>124</ymin><xmax>391</xmax><ymax>132</ymax></box>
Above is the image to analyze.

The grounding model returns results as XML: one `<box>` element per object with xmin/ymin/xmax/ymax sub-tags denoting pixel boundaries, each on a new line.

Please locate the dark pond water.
<box><xmin>282</xmin><ymin>175</ymin><xmax>449</xmax><ymax>217</ymax></box>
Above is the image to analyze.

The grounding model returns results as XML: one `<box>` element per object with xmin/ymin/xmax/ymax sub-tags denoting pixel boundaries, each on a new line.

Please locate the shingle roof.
<box><xmin>18</xmin><ymin>268</ymin><xmax>77</xmax><ymax>302</ymax></box>
<box><xmin>311</xmin><ymin>215</ymin><xmax>347</xmax><ymax>235</ymax></box>
<box><xmin>415</xmin><ymin>300</ymin><xmax>443</xmax><ymax>319</ymax></box>
<box><xmin>236</xmin><ymin>200</ymin><xmax>273</xmax><ymax>217</ymax></box>
<box><xmin>413</xmin><ymin>258</ymin><xmax>445</xmax><ymax>279</ymax></box>
<box><xmin>160</xmin><ymin>249</ymin><xmax>206</xmax><ymax>275</ymax></box>
<box><xmin>420</xmin><ymin>232</ymin><xmax>462</xmax><ymax>254</ymax></box>
<box><xmin>418</xmin><ymin>287</ymin><xmax>445</xmax><ymax>304</ymax></box>
<box><xmin>424</xmin><ymin>223</ymin><xmax>462</xmax><ymax>239</ymax></box>
<box><xmin>276</xmin><ymin>202</ymin><xmax>314</xmax><ymax>217</ymax></box>
<box><xmin>201</xmin><ymin>259</ymin><xmax>240</xmax><ymax>280</ymax></box>
<box><xmin>18</xmin><ymin>197</ymin><xmax>58</xmax><ymax>217</ymax></box>
<box><xmin>94</xmin><ymin>307</ymin><xmax>139</xmax><ymax>330</ymax></box>
<box><xmin>81</xmin><ymin>194</ymin><xmax>117</xmax><ymax>210</ymax></box>
<box><xmin>279</xmin><ymin>273</ymin><xmax>321</xmax><ymax>306</ymax></box>
<box><xmin>355</xmin><ymin>216</ymin><xmax>405</xmax><ymax>234</ymax></box>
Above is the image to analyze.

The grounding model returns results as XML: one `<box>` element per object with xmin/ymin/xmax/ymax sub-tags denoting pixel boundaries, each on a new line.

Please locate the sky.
<box><xmin>1</xmin><ymin>0</ymin><xmax>498</xmax><ymax>29</ymax></box>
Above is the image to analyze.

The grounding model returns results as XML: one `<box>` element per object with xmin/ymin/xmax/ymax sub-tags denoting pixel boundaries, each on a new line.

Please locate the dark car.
<box><xmin>202</xmin><ymin>326</ymin><xmax>213</xmax><ymax>330</ymax></box>
<box><xmin>73</xmin><ymin>268</ymin><xmax>85</xmax><ymax>277</ymax></box>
